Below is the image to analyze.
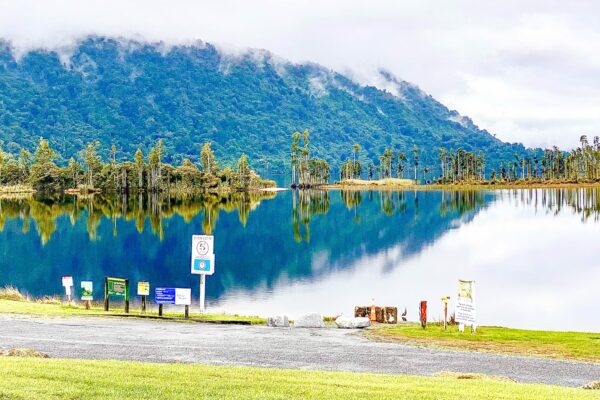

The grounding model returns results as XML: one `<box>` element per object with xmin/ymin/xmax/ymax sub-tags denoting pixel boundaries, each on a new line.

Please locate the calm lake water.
<box><xmin>1</xmin><ymin>188</ymin><xmax>599</xmax><ymax>332</ymax></box>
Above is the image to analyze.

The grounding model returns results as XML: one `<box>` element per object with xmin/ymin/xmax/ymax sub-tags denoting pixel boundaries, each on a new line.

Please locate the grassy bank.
<box><xmin>0</xmin><ymin>298</ymin><xmax>265</xmax><ymax>325</ymax></box>
<box><xmin>0</xmin><ymin>357</ymin><xmax>596</xmax><ymax>399</ymax></box>
<box><xmin>370</xmin><ymin>323</ymin><xmax>600</xmax><ymax>363</ymax></box>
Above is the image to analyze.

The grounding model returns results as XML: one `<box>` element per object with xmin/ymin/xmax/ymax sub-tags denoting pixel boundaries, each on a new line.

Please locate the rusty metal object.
<box><xmin>354</xmin><ymin>306</ymin><xmax>398</xmax><ymax>324</ymax></box>
<box><xmin>419</xmin><ymin>301</ymin><xmax>427</xmax><ymax>329</ymax></box>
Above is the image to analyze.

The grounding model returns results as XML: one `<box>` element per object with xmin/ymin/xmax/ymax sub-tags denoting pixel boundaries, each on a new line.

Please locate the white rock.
<box><xmin>294</xmin><ymin>313</ymin><xmax>325</xmax><ymax>328</ymax></box>
<box><xmin>335</xmin><ymin>316</ymin><xmax>371</xmax><ymax>329</ymax></box>
<box><xmin>267</xmin><ymin>316</ymin><xmax>289</xmax><ymax>327</ymax></box>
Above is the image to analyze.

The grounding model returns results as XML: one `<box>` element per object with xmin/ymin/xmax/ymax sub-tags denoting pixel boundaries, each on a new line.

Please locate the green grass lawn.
<box><xmin>371</xmin><ymin>323</ymin><xmax>600</xmax><ymax>362</ymax></box>
<box><xmin>0</xmin><ymin>357</ymin><xmax>596</xmax><ymax>400</ymax></box>
<box><xmin>0</xmin><ymin>299</ymin><xmax>265</xmax><ymax>324</ymax></box>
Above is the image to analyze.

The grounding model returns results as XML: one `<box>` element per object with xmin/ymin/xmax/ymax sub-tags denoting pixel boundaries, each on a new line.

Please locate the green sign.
<box><xmin>107</xmin><ymin>278</ymin><xmax>128</xmax><ymax>298</ymax></box>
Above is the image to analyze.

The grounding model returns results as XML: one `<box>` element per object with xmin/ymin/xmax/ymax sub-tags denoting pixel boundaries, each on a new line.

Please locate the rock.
<box><xmin>0</xmin><ymin>348</ymin><xmax>49</xmax><ymax>358</ymax></box>
<box><xmin>267</xmin><ymin>316</ymin><xmax>289</xmax><ymax>327</ymax></box>
<box><xmin>294</xmin><ymin>313</ymin><xmax>325</xmax><ymax>328</ymax></box>
<box><xmin>582</xmin><ymin>380</ymin><xmax>600</xmax><ymax>390</ymax></box>
<box><xmin>335</xmin><ymin>316</ymin><xmax>371</xmax><ymax>329</ymax></box>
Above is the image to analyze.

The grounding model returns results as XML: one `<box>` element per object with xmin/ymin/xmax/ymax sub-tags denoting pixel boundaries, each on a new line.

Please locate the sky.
<box><xmin>0</xmin><ymin>0</ymin><xmax>599</xmax><ymax>149</ymax></box>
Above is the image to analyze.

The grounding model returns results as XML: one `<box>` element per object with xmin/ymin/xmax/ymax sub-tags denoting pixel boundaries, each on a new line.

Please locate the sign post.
<box><xmin>456</xmin><ymin>280</ymin><xmax>476</xmax><ymax>333</ymax></box>
<box><xmin>441</xmin><ymin>296</ymin><xmax>450</xmax><ymax>330</ymax></box>
<box><xmin>62</xmin><ymin>276</ymin><xmax>73</xmax><ymax>305</ymax></box>
<box><xmin>191</xmin><ymin>235</ymin><xmax>215</xmax><ymax>313</ymax></box>
<box><xmin>104</xmin><ymin>277</ymin><xmax>130</xmax><ymax>313</ymax></box>
<box><xmin>137</xmin><ymin>281</ymin><xmax>150</xmax><ymax>313</ymax></box>
<box><xmin>81</xmin><ymin>281</ymin><xmax>93</xmax><ymax>309</ymax></box>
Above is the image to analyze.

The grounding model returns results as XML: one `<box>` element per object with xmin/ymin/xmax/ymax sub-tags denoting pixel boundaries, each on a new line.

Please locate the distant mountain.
<box><xmin>0</xmin><ymin>36</ymin><xmax>527</xmax><ymax>176</ymax></box>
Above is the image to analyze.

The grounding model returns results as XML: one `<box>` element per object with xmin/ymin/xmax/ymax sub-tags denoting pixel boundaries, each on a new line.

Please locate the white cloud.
<box><xmin>0</xmin><ymin>0</ymin><xmax>599</xmax><ymax>149</ymax></box>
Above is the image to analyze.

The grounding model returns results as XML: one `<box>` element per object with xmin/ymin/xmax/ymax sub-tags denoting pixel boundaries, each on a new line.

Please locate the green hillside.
<box><xmin>0</xmin><ymin>37</ymin><xmax>527</xmax><ymax>177</ymax></box>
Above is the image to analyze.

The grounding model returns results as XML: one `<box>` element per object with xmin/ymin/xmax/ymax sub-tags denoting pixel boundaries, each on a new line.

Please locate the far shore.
<box><xmin>319</xmin><ymin>178</ymin><xmax>600</xmax><ymax>191</ymax></box>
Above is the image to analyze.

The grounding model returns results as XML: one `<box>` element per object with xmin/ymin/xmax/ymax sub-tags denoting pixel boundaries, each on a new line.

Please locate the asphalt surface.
<box><xmin>1</xmin><ymin>314</ymin><xmax>599</xmax><ymax>387</ymax></box>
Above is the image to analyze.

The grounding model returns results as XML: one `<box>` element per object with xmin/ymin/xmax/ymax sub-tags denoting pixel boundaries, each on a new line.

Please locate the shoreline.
<box><xmin>320</xmin><ymin>181</ymin><xmax>600</xmax><ymax>191</ymax></box>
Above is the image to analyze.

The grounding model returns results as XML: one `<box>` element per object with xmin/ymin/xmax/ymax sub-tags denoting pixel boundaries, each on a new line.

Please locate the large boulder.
<box><xmin>335</xmin><ymin>316</ymin><xmax>371</xmax><ymax>329</ymax></box>
<box><xmin>267</xmin><ymin>316</ymin><xmax>289</xmax><ymax>327</ymax></box>
<box><xmin>294</xmin><ymin>313</ymin><xmax>325</xmax><ymax>328</ymax></box>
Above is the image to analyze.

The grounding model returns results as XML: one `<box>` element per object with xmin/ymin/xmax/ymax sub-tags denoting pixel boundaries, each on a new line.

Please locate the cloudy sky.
<box><xmin>1</xmin><ymin>0</ymin><xmax>598</xmax><ymax>149</ymax></box>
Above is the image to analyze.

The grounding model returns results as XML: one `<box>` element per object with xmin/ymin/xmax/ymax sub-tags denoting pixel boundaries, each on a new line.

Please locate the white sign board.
<box><xmin>191</xmin><ymin>235</ymin><xmax>215</xmax><ymax>275</ymax></box>
<box><xmin>192</xmin><ymin>235</ymin><xmax>214</xmax><ymax>257</ymax></box>
<box><xmin>456</xmin><ymin>300</ymin><xmax>476</xmax><ymax>324</ymax></box>
<box><xmin>62</xmin><ymin>276</ymin><xmax>73</xmax><ymax>287</ymax></box>
<box><xmin>175</xmin><ymin>288</ymin><xmax>192</xmax><ymax>306</ymax></box>
<box><xmin>455</xmin><ymin>280</ymin><xmax>476</xmax><ymax>325</ymax></box>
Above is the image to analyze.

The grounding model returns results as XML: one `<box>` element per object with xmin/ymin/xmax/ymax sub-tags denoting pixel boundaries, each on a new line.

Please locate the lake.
<box><xmin>1</xmin><ymin>188</ymin><xmax>599</xmax><ymax>332</ymax></box>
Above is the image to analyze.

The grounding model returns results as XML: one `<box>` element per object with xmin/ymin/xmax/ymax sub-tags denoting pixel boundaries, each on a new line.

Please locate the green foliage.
<box><xmin>0</xmin><ymin>37</ymin><xmax>528</xmax><ymax>175</ymax></box>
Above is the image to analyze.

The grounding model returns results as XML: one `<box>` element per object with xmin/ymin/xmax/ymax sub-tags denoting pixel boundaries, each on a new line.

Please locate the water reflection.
<box><xmin>0</xmin><ymin>191</ymin><xmax>277</xmax><ymax>244</ymax></box>
<box><xmin>1</xmin><ymin>188</ymin><xmax>600</xmax><ymax>331</ymax></box>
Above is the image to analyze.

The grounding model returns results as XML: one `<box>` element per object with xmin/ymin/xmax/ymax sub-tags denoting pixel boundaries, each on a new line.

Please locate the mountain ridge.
<box><xmin>0</xmin><ymin>36</ymin><xmax>527</xmax><ymax>176</ymax></box>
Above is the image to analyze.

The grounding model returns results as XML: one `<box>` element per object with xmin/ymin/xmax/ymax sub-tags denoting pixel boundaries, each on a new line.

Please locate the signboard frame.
<box><xmin>104</xmin><ymin>277</ymin><xmax>130</xmax><ymax>313</ymax></box>
<box><xmin>455</xmin><ymin>279</ymin><xmax>477</xmax><ymax>332</ymax></box>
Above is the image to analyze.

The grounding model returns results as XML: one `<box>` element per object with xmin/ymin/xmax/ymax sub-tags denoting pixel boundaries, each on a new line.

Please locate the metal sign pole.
<box><xmin>199</xmin><ymin>274</ymin><xmax>206</xmax><ymax>313</ymax></box>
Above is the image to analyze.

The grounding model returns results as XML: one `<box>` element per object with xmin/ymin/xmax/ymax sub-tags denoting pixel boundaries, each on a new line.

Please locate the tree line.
<box><xmin>0</xmin><ymin>138</ymin><xmax>274</xmax><ymax>193</ymax></box>
<box><xmin>299</xmin><ymin>132</ymin><xmax>600</xmax><ymax>185</ymax></box>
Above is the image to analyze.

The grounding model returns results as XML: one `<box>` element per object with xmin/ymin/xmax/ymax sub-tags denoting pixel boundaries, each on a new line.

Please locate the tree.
<box><xmin>200</xmin><ymin>142</ymin><xmax>217</xmax><ymax>175</ymax></box>
<box><xmin>413</xmin><ymin>145</ymin><xmax>419</xmax><ymax>181</ymax></box>
<box><xmin>67</xmin><ymin>157</ymin><xmax>81</xmax><ymax>188</ymax></box>
<box><xmin>83</xmin><ymin>141</ymin><xmax>102</xmax><ymax>187</ymax></box>
<box><xmin>352</xmin><ymin>144</ymin><xmax>361</xmax><ymax>179</ymax></box>
<box><xmin>397</xmin><ymin>152</ymin><xmax>407</xmax><ymax>178</ymax></box>
<box><xmin>18</xmin><ymin>149</ymin><xmax>31</xmax><ymax>177</ymax></box>
<box><xmin>34</xmin><ymin>138</ymin><xmax>56</xmax><ymax>165</ymax></box>
<box><xmin>237</xmin><ymin>154</ymin><xmax>251</xmax><ymax>188</ymax></box>
<box><xmin>134</xmin><ymin>148</ymin><xmax>145</xmax><ymax>190</ymax></box>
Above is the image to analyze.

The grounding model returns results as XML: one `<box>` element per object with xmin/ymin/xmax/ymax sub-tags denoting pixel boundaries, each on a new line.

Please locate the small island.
<box><xmin>0</xmin><ymin>139</ymin><xmax>276</xmax><ymax>196</ymax></box>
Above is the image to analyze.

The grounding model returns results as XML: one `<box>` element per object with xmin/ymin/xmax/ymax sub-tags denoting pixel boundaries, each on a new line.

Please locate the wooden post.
<box><xmin>104</xmin><ymin>277</ymin><xmax>109</xmax><ymax>312</ymax></box>
<box><xmin>141</xmin><ymin>296</ymin><xmax>146</xmax><ymax>313</ymax></box>
<box><xmin>124</xmin><ymin>279</ymin><xmax>130</xmax><ymax>314</ymax></box>
<box><xmin>85</xmin><ymin>300</ymin><xmax>91</xmax><ymax>310</ymax></box>
<box><xmin>158</xmin><ymin>304</ymin><xmax>163</xmax><ymax>317</ymax></box>
<box><xmin>184</xmin><ymin>305</ymin><xmax>189</xmax><ymax>319</ymax></box>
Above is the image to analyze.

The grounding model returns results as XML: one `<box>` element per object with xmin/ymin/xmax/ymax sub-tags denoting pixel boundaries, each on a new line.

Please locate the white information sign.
<box><xmin>191</xmin><ymin>235</ymin><xmax>215</xmax><ymax>275</ymax></box>
<box><xmin>62</xmin><ymin>276</ymin><xmax>73</xmax><ymax>287</ymax></box>
<box><xmin>456</xmin><ymin>300</ymin><xmax>476</xmax><ymax>324</ymax></box>
<box><xmin>455</xmin><ymin>280</ymin><xmax>476</xmax><ymax>326</ymax></box>
<box><xmin>175</xmin><ymin>288</ymin><xmax>192</xmax><ymax>306</ymax></box>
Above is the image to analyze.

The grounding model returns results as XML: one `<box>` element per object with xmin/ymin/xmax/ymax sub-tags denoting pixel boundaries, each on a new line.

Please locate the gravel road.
<box><xmin>1</xmin><ymin>314</ymin><xmax>598</xmax><ymax>387</ymax></box>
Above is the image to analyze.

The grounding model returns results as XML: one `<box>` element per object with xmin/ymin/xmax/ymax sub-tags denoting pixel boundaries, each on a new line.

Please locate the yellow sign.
<box><xmin>137</xmin><ymin>281</ymin><xmax>150</xmax><ymax>296</ymax></box>
<box><xmin>458</xmin><ymin>280</ymin><xmax>473</xmax><ymax>300</ymax></box>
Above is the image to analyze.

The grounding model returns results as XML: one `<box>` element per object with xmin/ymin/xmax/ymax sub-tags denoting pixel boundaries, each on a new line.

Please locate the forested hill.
<box><xmin>0</xmin><ymin>36</ymin><xmax>527</xmax><ymax>174</ymax></box>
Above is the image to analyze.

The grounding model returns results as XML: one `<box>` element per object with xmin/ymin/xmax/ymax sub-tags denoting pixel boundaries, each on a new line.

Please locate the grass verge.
<box><xmin>0</xmin><ymin>357</ymin><xmax>596</xmax><ymax>400</ymax></box>
<box><xmin>0</xmin><ymin>299</ymin><xmax>265</xmax><ymax>325</ymax></box>
<box><xmin>369</xmin><ymin>323</ymin><xmax>600</xmax><ymax>363</ymax></box>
